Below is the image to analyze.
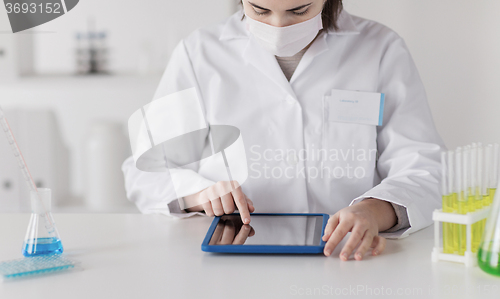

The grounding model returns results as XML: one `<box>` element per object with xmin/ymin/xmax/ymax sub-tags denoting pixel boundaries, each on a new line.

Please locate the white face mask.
<box><xmin>245</xmin><ymin>11</ymin><xmax>323</xmax><ymax>57</ymax></box>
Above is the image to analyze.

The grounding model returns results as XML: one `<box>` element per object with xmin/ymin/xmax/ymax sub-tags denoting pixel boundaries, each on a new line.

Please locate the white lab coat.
<box><xmin>122</xmin><ymin>10</ymin><xmax>446</xmax><ymax>238</ymax></box>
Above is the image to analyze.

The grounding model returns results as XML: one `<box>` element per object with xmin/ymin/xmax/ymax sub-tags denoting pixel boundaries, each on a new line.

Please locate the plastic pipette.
<box><xmin>0</xmin><ymin>107</ymin><xmax>56</xmax><ymax>236</ymax></box>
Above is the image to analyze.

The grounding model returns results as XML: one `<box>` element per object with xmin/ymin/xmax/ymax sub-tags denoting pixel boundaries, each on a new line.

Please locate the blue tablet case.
<box><xmin>201</xmin><ymin>213</ymin><xmax>329</xmax><ymax>254</ymax></box>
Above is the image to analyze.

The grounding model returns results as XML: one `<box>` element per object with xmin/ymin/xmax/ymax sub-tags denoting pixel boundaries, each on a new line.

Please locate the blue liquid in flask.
<box><xmin>23</xmin><ymin>237</ymin><xmax>64</xmax><ymax>257</ymax></box>
<box><xmin>22</xmin><ymin>189</ymin><xmax>64</xmax><ymax>257</ymax></box>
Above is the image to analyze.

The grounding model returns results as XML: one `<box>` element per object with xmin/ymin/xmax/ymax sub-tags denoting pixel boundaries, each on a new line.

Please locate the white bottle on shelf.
<box><xmin>83</xmin><ymin>120</ymin><xmax>131</xmax><ymax>211</ymax></box>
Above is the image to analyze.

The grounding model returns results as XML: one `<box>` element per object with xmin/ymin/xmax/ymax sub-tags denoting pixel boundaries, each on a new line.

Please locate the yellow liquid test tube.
<box><xmin>489</xmin><ymin>188</ymin><xmax>496</xmax><ymax>206</ymax></box>
<box><xmin>482</xmin><ymin>192</ymin><xmax>490</xmax><ymax>208</ymax></box>
<box><xmin>442</xmin><ymin>194</ymin><xmax>453</xmax><ymax>253</ymax></box>
<box><xmin>475</xmin><ymin>188</ymin><xmax>483</xmax><ymax>211</ymax></box>
<box><xmin>470</xmin><ymin>145</ymin><xmax>480</xmax><ymax>253</ymax></box>
<box><xmin>457</xmin><ymin>191</ymin><xmax>468</xmax><ymax>255</ymax></box>
<box><xmin>441</xmin><ymin>194</ymin><xmax>448</xmax><ymax>253</ymax></box>
<box><xmin>480</xmin><ymin>145</ymin><xmax>498</xmax><ymax>251</ymax></box>
<box><xmin>482</xmin><ymin>189</ymin><xmax>496</xmax><ymax>241</ymax></box>
<box><xmin>487</xmin><ymin>145</ymin><xmax>497</xmax><ymax>238</ymax></box>
<box><xmin>447</xmin><ymin>151</ymin><xmax>459</xmax><ymax>254</ymax></box>
<box><xmin>478</xmin><ymin>193</ymin><xmax>488</xmax><ymax>254</ymax></box>
<box><xmin>469</xmin><ymin>193</ymin><xmax>480</xmax><ymax>253</ymax></box>
<box><xmin>479</xmin><ymin>145</ymin><xmax>492</xmax><ymax>243</ymax></box>
<box><xmin>489</xmin><ymin>144</ymin><xmax>498</xmax><ymax>207</ymax></box>
<box><xmin>441</xmin><ymin>152</ymin><xmax>452</xmax><ymax>253</ymax></box>
<box><xmin>473</xmin><ymin>188</ymin><xmax>485</xmax><ymax>253</ymax></box>
<box><xmin>457</xmin><ymin>148</ymin><xmax>471</xmax><ymax>256</ymax></box>
<box><xmin>450</xmin><ymin>192</ymin><xmax>459</xmax><ymax>254</ymax></box>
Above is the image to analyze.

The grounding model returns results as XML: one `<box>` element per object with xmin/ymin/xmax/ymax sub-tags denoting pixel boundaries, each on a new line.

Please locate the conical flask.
<box><xmin>22</xmin><ymin>188</ymin><xmax>64</xmax><ymax>257</ymax></box>
<box><xmin>478</xmin><ymin>185</ymin><xmax>500</xmax><ymax>276</ymax></box>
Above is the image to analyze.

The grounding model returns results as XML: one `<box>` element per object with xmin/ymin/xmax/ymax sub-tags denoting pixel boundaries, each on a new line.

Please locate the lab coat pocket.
<box><xmin>322</xmin><ymin>95</ymin><xmax>378</xmax><ymax>181</ymax></box>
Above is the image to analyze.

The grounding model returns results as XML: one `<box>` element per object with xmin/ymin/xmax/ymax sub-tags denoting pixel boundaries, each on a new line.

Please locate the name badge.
<box><xmin>325</xmin><ymin>89</ymin><xmax>385</xmax><ymax>126</ymax></box>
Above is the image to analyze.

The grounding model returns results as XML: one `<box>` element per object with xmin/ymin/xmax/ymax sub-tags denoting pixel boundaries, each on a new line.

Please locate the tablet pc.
<box><xmin>201</xmin><ymin>213</ymin><xmax>329</xmax><ymax>254</ymax></box>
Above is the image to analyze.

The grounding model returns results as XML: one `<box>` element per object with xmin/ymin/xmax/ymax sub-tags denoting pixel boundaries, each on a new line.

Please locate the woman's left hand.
<box><xmin>321</xmin><ymin>198</ymin><xmax>397</xmax><ymax>261</ymax></box>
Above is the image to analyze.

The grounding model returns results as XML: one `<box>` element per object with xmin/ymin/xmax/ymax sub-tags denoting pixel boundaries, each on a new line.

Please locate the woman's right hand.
<box><xmin>184</xmin><ymin>181</ymin><xmax>255</xmax><ymax>224</ymax></box>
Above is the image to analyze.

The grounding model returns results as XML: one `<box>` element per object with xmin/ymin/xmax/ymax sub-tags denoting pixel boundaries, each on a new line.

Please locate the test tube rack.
<box><xmin>431</xmin><ymin>207</ymin><xmax>491</xmax><ymax>267</ymax></box>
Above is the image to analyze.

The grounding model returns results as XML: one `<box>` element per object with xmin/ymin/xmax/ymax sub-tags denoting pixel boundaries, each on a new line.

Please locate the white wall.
<box><xmin>26</xmin><ymin>0</ymin><xmax>238</xmax><ymax>74</ymax></box>
<box><xmin>0</xmin><ymin>75</ymin><xmax>160</xmax><ymax>204</ymax></box>
<box><xmin>343</xmin><ymin>0</ymin><xmax>500</xmax><ymax>149</ymax></box>
<box><xmin>0</xmin><ymin>0</ymin><xmax>239</xmax><ymax>204</ymax></box>
<box><xmin>2</xmin><ymin>0</ymin><xmax>500</xmax><ymax>207</ymax></box>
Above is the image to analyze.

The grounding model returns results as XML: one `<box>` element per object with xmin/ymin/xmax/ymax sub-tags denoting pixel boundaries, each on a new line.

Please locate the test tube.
<box><xmin>470</xmin><ymin>144</ymin><xmax>477</xmax><ymax>252</ymax></box>
<box><xmin>487</xmin><ymin>145</ymin><xmax>495</xmax><ymax>206</ymax></box>
<box><xmin>471</xmin><ymin>144</ymin><xmax>482</xmax><ymax>252</ymax></box>
<box><xmin>470</xmin><ymin>144</ymin><xmax>478</xmax><ymax>212</ymax></box>
<box><xmin>448</xmin><ymin>151</ymin><xmax>455</xmax><ymax>201</ymax></box>
<box><xmin>448</xmin><ymin>150</ymin><xmax>458</xmax><ymax>254</ymax></box>
<box><xmin>492</xmin><ymin>144</ymin><xmax>499</xmax><ymax>205</ymax></box>
<box><xmin>441</xmin><ymin>152</ymin><xmax>448</xmax><ymax>198</ymax></box>
<box><xmin>441</xmin><ymin>152</ymin><xmax>451</xmax><ymax>253</ymax></box>
<box><xmin>458</xmin><ymin>147</ymin><xmax>468</xmax><ymax>255</ymax></box>
<box><xmin>478</xmin><ymin>143</ymin><xmax>484</xmax><ymax>208</ymax></box>
<box><xmin>462</xmin><ymin>147</ymin><xmax>470</xmax><ymax>208</ymax></box>
<box><xmin>481</xmin><ymin>145</ymin><xmax>488</xmax><ymax>201</ymax></box>
<box><xmin>476</xmin><ymin>143</ymin><xmax>486</xmax><ymax>251</ymax></box>
<box><xmin>456</xmin><ymin>147</ymin><xmax>463</xmax><ymax>203</ymax></box>
<box><xmin>485</xmin><ymin>145</ymin><xmax>492</xmax><ymax>206</ymax></box>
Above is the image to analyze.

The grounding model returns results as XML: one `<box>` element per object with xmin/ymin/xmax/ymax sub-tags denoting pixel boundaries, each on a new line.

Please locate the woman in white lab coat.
<box><xmin>122</xmin><ymin>0</ymin><xmax>445</xmax><ymax>260</ymax></box>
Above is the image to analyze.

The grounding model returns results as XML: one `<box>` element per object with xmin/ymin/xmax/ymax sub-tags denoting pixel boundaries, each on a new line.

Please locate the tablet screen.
<box><xmin>208</xmin><ymin>214</ymin><xmax>324</xmax><ymax>246</ymax></box>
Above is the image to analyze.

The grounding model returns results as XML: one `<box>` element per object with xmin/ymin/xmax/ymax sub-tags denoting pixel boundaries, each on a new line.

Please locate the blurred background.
<box><xmin>0</xmin><ymin>0</ymin><xmax>499</xmax><ymax>213</ymax></box>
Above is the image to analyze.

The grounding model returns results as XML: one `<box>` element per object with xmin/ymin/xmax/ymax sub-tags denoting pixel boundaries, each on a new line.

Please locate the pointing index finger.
<box><xmin>231</xmin><ymin>184</ymin><xmax>251</xmax><ymax>224</ymax></box>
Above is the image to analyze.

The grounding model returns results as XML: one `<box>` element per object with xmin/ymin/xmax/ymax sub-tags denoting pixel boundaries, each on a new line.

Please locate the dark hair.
<box><xmin>240</xmin><ymin>0</ymin><xmax>343</xmax><ymax>31</ymax></box>
<box><xmin>321</xmin><ymin>0</ymin><xmax>343</xmax><ymax>31</ymax></box>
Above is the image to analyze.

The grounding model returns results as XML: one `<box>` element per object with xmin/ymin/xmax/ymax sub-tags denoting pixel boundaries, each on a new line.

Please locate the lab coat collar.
<box><xmin>219</xmin><ymin>9</ymin><xmax>360</xmax><ymax>41</ymax></box>
<box><xmin>241</xmin><ymin>30</ymin><xmax>332</xmax><ymax>99</ymax></box>
<box><xmin>289</xmin><ymin>31</ymin><xmax>329</xmax><ymax>84</ymax></box>
<box><xmin>222</xmin><ymin>9</ymin><xmax>359</xmax><ymax>98</ymax></box>
<box><xmin>327</xmin><ymin>10</ymin><xmax>360</xmax><ymax>36</ymax></box>
<box><xmin>242</xmin><ymin>34</ymin><xmax>298</xmax><ymax>98</ymax></box>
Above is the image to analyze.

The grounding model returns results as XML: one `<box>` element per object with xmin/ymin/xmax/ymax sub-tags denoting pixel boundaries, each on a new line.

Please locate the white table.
<box><xmin>1</xmin><ymin>213</ymin><xmax>499</xmax><ymax>299</ymax></box>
